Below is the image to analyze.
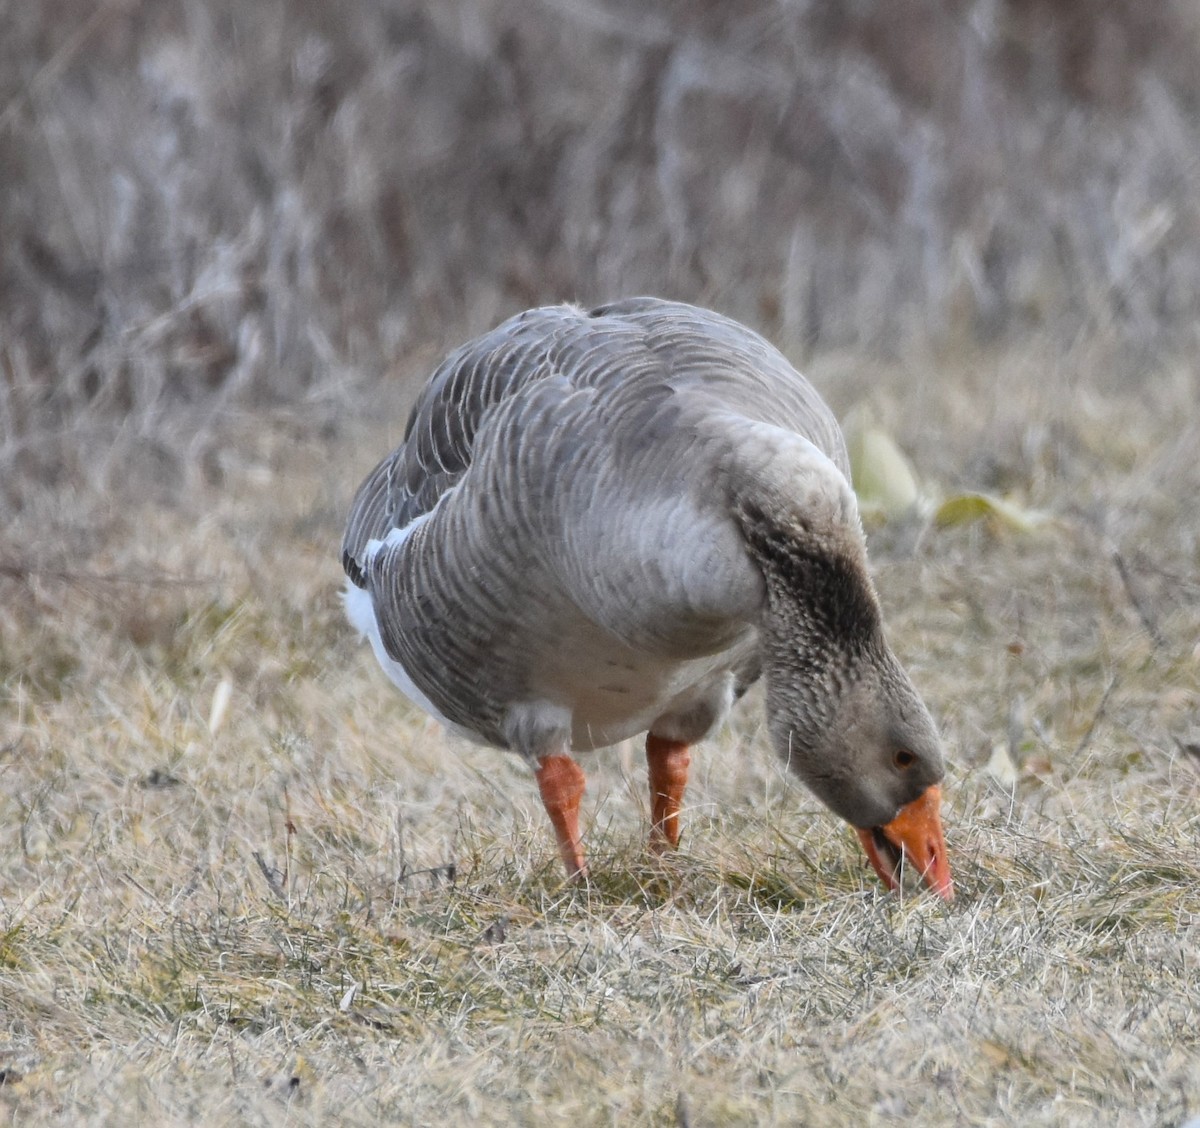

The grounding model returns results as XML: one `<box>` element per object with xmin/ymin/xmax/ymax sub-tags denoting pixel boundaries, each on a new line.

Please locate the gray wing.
<box><xmin>341</xmin><ymin>305</ymin><xmax>585</xmax><ymax>586</ymax></box>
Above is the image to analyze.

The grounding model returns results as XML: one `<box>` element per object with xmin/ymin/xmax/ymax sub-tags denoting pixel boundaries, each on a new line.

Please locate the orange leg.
<box><xmin>646</xmin><ymin>734</ymin><xmax>691</xmax><ymax>851</ymax></box>
<box><xmin>535</xmin><ymin>754</ymin><xmax>588</xmax><ymax>877</ymax></box>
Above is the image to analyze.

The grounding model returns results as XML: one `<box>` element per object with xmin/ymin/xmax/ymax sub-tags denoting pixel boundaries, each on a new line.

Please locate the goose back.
<box><xmin>342</xmin><ymin>298</ymin><xmax>848</xmax><ymax>584</ymax></box>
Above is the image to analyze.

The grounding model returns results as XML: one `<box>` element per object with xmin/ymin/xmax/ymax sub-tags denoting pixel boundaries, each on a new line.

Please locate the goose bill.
<box><xmin>856</xmin><ymin>785</ymin><xmax>954</xmax><ymax>900</ymax></box>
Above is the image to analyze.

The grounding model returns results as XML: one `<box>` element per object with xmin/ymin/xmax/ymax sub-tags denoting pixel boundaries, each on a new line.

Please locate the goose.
<box><xmin>342</xmin><ymin>297</ymin><xmax>953</xmax><ymax>900</ymax></box>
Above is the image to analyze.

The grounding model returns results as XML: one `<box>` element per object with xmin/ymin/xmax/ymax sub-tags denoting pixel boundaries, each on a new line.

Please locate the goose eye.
<box><xmin>893</xmin><ymin>749</ymin><xmax>916</xmax><ymax>771</ymax></box>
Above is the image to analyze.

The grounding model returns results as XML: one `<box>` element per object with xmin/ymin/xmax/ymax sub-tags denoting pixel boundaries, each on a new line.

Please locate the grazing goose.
<box><xmin>342</xmin><ymin>298</ymin><xmax>953</xmax><ymax>900</ymax></box>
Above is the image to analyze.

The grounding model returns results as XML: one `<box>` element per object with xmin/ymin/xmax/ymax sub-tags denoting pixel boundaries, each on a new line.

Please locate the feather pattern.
<box><xmin>341</xmin><ymin>298</ymin><xmax>952</xmax><ymax>897</ymax></box>
<box><xmin>342</xmin><ymin>298</ymin><xmax>852</xmax><ymax>756</ymax></box>
<box><xmin>342</xmin><ymin>299</ymin><xmax>846</xmax><ymax>575</ymax></box>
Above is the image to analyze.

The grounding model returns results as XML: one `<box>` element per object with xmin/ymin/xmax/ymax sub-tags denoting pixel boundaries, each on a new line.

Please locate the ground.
<box><xmin>1</xmin><ymin>340</ymin><xmax>1197</xmax><ymax>1125</ymax></box>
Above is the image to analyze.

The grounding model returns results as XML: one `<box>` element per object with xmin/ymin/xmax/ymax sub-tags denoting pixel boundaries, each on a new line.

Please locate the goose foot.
<box><xmin>535</xmin><ymin>754</ymin><xmax>588</xmax><ymax>877</ymax></box>
<box><xmin>646</xmin><ymin>734</ymin><xmax>691</xmax><ymax>852</ymax></box>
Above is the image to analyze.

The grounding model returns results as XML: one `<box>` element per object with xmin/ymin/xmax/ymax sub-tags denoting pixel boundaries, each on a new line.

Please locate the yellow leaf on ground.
<box><xmin>846</xmin><ymin>419</ymin><xmax>921</xmax><ymax>522</ymax></box>
<box><xmin>934</xmin><ymin>492</ymin><xmax>1047</xmax><ymax>533</ymax></box>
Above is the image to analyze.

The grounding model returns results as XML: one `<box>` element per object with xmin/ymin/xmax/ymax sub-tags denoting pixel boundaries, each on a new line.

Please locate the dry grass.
<box><xmin>1</xmin><ymin>340</ymin><xmax>1197</xmax><ymax>1125</ymax></box>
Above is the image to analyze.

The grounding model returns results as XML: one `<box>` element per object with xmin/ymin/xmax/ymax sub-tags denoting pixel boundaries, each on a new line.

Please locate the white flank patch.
<box><xmin>342</xmin><ymin>503</ymin><xmax>466</xmax><ymax>737</ymax></box>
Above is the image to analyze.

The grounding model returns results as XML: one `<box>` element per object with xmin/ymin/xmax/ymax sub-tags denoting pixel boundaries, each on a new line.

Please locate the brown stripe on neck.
<box><xmin>734</xmin><ymin>497</ymin><xmax>881</xmax><ymax>652</ymax></box>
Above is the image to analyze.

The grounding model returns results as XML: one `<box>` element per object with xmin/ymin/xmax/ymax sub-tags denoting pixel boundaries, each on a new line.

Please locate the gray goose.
<box><xmin>342</xmin><ymin>298</ymin><xmax>953</xmax><ymax>899</ymax></box>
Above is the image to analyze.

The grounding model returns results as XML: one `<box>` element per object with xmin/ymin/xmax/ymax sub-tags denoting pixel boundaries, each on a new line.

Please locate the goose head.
<box><xmin>733</xmin><ymin>456</ymin><xmax>954</xmax><ymax>901</ymax></box>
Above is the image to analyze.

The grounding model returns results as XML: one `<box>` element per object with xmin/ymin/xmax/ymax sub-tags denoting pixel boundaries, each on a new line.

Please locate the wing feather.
<box><xmin>341</xmin><ymin>308</ymin><xmax>579</xmax><ymax>584</ymax></box>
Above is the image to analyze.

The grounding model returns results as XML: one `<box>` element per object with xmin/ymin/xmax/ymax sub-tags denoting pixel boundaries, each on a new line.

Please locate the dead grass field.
<box><xmin>1</xmin><ymin>337</ymin><xmax>1197</xmax><ymax>1125</ymax></box>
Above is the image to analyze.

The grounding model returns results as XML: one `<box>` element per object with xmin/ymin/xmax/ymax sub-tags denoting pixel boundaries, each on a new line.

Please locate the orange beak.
<box><xmin>856</xmin><ymin>784</ymin><xmax>954</xmax><ymax>900</ymax></box>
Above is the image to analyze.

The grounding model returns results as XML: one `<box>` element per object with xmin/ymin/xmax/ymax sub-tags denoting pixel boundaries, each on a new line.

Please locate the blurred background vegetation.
<box><xmin>2</xmin><ymin>0</ymin><xmax>1199</xmax><ymax>504</ymax></box>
